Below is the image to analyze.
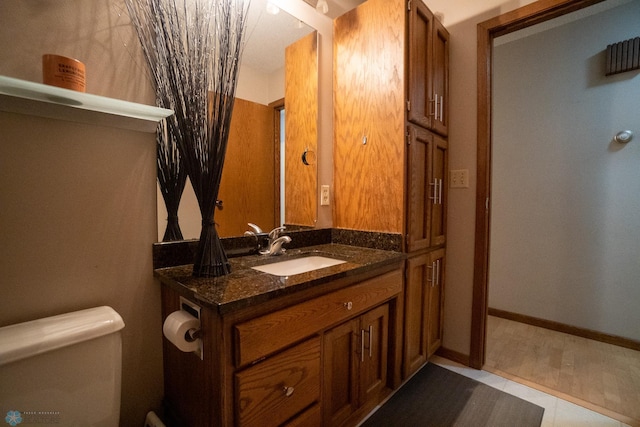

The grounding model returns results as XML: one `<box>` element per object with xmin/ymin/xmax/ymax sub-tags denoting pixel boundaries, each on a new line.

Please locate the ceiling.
<box><xmin>302</xmin><ymin>0</ymin><xmax>365</xmax><ymax>19</ymax></box>
<box><xmin>242</xmin><ymin>0</ymin><xmax>365</xmax><ymax>74</ymax></box>
<box><xmin>242</xmin><ymin>0</ymin><xmax>314</xmax><ymax>73</ymax></box>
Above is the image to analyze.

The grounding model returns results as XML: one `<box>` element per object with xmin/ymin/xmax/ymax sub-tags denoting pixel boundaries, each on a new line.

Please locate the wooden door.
<box><xmin>427</xmin><ymin>248</ymin><xmax>446</xmax><ymax>356</ymax></box>
<box><xmin>407</xmin><ymin>0</ymin><xmax>434</xmax><ymax>130</ymax></box>
<box><xmin>402</xmin><ymin>253</ymin><xmax>430</xmax><ymax>378</ymax></box>
<box><xmin>430</xmin><ymin>134</ymin><xmax>448</xmax><ymax>246</ymax></box>
<box><xmin>333</xmin><ymin>0</ymin><xmax>405</xmax><ymax>233</ymax></box>
<box><xmin>323</xmin><ymin>318</ymin><xmax>359</xmax><ymax>426</ymax></box>
<box><xmin>406</xmin><ymin>126</ymin><xmax>447</xmax><ymax>251</ymax></box>
<box><xmin>358</xmin><ymin>304</ymin><xmax>389</xmax><ymax>406</ymax></box>
<box><xmin>431</xmin><ymin>19</ymin><xmax>449</xmax><ymax>137</ymax></box>
<box><xmin>406</xmin><ymin>125</ymin><xmax>433</xmax><ymax>252</ymax></box>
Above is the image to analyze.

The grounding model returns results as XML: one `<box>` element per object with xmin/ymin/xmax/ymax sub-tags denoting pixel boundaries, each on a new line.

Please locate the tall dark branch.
<box><xmin>126</xmin><ymin>0</ymin><xmax>249</xmax><ymax>276</ymax></box>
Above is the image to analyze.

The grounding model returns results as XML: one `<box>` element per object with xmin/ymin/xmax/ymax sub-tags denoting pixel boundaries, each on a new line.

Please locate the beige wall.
<box><xmin>0</xmin><ymin>1</ymin><xmax>160</xmax><ymax>425</ymax></box>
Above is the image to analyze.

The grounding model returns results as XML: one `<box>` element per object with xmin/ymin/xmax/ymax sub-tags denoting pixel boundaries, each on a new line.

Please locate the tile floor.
<box><xmin>430</xmin><ymin>355</ymin><xmax>635</xmax><ymax>427</ymax></box>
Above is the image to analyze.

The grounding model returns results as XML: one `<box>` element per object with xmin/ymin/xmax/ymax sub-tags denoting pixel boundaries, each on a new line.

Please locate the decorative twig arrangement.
<box><xmin>157</xmin><ymin>117</ymin><xmax>187</xmax><ymax>242</ymax></box>
<box><xmin>127</xmin><ymin>0</ymin><xmax>249</xmax><ymax>276</ymax></box>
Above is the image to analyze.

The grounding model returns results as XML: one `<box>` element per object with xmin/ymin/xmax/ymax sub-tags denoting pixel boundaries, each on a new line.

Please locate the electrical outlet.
<box><xmin>321</xmin><ymin>185</ymin><xmax>330</xmax><ymax>206</ymax></box>
<box><xmin>450</xmin><ymin>169</ymin><xmax>469</xmax><ymax>188</ymax></box>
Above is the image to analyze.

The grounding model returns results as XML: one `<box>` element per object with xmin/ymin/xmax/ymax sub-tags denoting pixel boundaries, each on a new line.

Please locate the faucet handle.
<box><xmin>268</xmin><ymin>226</ymin><xmax>286</xmax><ymax>239</ymax></box>
<box><xmin>247</xmin><ymin>223</ymin><xmax>263</xmax><ymax>234</ymax></box>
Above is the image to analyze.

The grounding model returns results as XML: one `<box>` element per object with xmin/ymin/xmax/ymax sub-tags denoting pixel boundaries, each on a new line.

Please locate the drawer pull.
<box><xmin>283</xmin><ymin>386</ymin><xmax>295</xmax><ymax>397</ymax></box>
<box><xmin>344</xmin><ymin>301</ymin><xmax>353</xmax><ymax>310</ymax></box>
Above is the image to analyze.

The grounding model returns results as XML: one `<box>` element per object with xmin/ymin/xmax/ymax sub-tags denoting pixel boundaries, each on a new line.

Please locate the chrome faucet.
<box><xmin>245</xmin><ymin>224</ymin><xmax>291</xmax><ymax>255</ymax></box>
<box><xmin>245</xmin><ymin>223</ymin><xmax>268</xmax><ymax>252</ymax></box>
<box><xmin>259</xmin><ymin>226</ymin><xmax>291</xmax><ymax>256</ymax></box>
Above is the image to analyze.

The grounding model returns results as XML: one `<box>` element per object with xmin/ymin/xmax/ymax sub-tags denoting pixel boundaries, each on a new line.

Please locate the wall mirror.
<box><xmin>157</xmin><ymin>0</ymin><xmax>319</xmax><ymax>240</ymax></box>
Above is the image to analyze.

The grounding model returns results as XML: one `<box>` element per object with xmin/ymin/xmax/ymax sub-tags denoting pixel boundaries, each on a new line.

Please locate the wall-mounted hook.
<box><xmin>614</xmin><ymin>130</ymin><xmax>633</xmax><ymax>144</ymax></box>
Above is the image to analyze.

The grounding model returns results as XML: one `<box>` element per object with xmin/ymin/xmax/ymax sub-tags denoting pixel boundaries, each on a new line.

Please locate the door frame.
<box><xmin>470</xmin><ymin>0</ymin><xmax>606</xmax><ymax>369</ymax></box>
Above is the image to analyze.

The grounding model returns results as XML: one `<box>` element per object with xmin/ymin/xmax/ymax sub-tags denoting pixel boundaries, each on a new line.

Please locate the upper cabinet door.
<box><xmin>407</xmin><ymin>0</ymin><xmax>434</xmax><ymax>130</ymax></box>
<box><xmin>407</xmin><ymin>1</ymin><xmax>449</xmax><ymax>137</ymax></box>
<box><xmin>431</xmin><ymin>19</ymin><xmax>449</xmax><ymax>137</ymax></box>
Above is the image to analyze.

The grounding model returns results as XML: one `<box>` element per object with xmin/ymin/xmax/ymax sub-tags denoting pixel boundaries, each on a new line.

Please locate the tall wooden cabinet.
<box><xmin>334</xmin><ymin>0</ymin><xmax>449</xmax><ymax>380</ymax></box>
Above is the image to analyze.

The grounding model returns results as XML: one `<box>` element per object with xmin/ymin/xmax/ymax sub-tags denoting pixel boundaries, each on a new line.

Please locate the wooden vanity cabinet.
<box><xmin>160</xmin><ymin>266</ymin><xmax>403</xmax><ymax>427</ymax></box>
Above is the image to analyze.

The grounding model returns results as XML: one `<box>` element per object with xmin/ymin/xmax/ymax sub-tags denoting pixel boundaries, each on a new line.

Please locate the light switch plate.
<box><xmin>450</xmin><ymin>169</ymin><xmax>469</xmax><ymax>188</ymax></box>
<box><xmin>321</xmin><ymin>185</ymin><xmax>330</xmax><ymax>206</ymax></box>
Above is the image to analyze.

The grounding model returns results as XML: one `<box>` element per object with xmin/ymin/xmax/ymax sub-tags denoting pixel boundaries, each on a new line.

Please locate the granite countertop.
<box><xmin>154</xmin><ymin>243</ymin><xmax>405</xmax><ymax>314</ymax></box>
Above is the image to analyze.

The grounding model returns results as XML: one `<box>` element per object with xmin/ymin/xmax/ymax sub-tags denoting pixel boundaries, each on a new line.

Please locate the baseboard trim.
<box><xmin>489</xmin><ymin>308</ymin><xmax>640</xmax><ymax>352</ymax></box>
<box><xmin>434</xmin><ymin>347</ymin><xmax>470</xmax><ymax>367</ymax></box>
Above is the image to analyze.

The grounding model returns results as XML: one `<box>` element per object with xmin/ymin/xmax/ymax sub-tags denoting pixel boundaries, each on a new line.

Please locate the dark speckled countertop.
<box><xmin>154</xmin><ymin>243</ymin><xmax>405</xmax><ymax>314</ymax></box>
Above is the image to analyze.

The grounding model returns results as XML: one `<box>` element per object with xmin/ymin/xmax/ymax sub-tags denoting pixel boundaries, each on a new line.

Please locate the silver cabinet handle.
<box><xmin>429</xmin><ymin>179</ymin><xmax>438</xmax><ymax>202</ymax></box>
<box><xmin>368</xmin><ymin>325</ymin><xmax>373</xmax><ymax>358</ymax></box>
<box><xmin>361</xmin><ymin>329</ymin><xmax>365</xmax><ymax>362</ymax></box>
<box><xmin>344</xmin><ymin>301</ymin><xmax>353</xmax><ymax>310</ymax></box>
<box><xmin>434</xmin><ymin>94</ymin><xmax>439</xmax><ymax>121</ymax></box>
<box><xmin>283</xmin><ymin>386</ymin><xmax>295</xmax><ymax>397</ymax></box>
<box><xmin>440</xmin><ymin>95</ymin><xmax>444</xmax><ymax>123</ymax></box>
<box><xmin>427</xmin><ymin>262</ymin><xmax>435</xmax><ymax>286</ymax></box>
<box><xmin>430</xmin><ymin>179</ymin><xmax>443</xmax><ymax>204</ymax></box>
<box><xmin>436</xmin><ymin>259</ymin><xmax>440</xmax><ymax>286</ymax></box>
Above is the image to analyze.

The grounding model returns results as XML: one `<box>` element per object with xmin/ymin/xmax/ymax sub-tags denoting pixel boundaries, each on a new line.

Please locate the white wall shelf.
<box><xmin>0</xmin><ymin>75</ymin><xmax>173</xmax><ymax>133</ymax></box>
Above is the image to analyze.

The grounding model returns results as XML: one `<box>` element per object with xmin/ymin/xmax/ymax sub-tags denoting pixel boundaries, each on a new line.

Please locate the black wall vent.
<box><xmin>606</xmin><ymin>37</ymin><xmax>640</xmax><ymax>76</ymax></box>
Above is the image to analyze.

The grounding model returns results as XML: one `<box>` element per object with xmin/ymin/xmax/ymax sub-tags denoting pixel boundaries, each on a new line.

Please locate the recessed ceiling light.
<box><xmin>316</xmin><ymin>0</ymin><xmax>329</xmax><ymax>14</ymax></box>
<box><xmin>266</xmin><ymin>2</ymin><xmax>280</xmax><ymax>15</ymax></box>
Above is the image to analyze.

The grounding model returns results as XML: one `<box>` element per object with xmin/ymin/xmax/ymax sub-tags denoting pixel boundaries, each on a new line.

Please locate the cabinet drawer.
<box><xmin>235</xmin><ymin>270</ymin><xmax>402</xmax><ymax>366</ymax></box>
<box><xmin>282</xmin><ymin>403</ymin><xmax>321</xmax><ymax>427</ymax></box>
<box><xmin>235</xmin><ymin>337</ymin><xmax>321</xmax><ymax>427</ymax></box>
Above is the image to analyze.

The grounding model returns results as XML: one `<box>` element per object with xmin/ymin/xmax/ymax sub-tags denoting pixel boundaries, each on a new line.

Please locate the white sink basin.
<box><xmin>252</xmin><ymin>256</ymin><xmax>346</xmax><ymax>276</ymax></box>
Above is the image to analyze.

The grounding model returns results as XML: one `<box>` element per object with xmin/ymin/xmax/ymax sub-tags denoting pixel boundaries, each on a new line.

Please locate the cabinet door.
<box><xmin>431</xmin><ymin>19</ymin><xmax>449</xmax><ymax>137</ymax></box>
<box><xmin>406</xmin><ymin>125</ymin><xmax>433</xmax><ymax>252</ymax></box>
<box><xmin>427</xmin><ymin>248</ymin><xmax>446</xmax><ymax>356</ymax></box>
<box><xmin>406</xmin><ymin>126</ymin><xmax>447</xmax><ymax>252</ymax></box>
<box><xmin>358</xmin><ymin>303</ymin><xmax>389</xmax><ymax>406</ymax></box>
<box><xmin>333</xmin><ymin>0</ymin><xmax>405</xmax><ymax>233</ymax></box>
<box><xmin>323</xmin><ymin>318</ymin><xmax>359</xmax><ymax>426</ymax></box>
<box><xmin>430</xmin><ymin>134</ymin><xmax>448</xmax><ymax>247</ymax></box>
<box><xmin>407</xmin><ymin>0</ymin><xmax>434</xmax><ymax>129</ymax></box>
<box><xmin>402</xmin><ymin>253</ymin><xmax>430</xmax><ymax>378</ymax></box>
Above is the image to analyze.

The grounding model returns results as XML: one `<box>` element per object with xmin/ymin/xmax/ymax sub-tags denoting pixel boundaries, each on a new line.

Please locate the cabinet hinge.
<box><xmin>407</xmin><ymin>0</ymin><xmax>411</xmax><ymax>11</ymax></box>
<box><xmin>406</xmin><ymin>100</ymin><xmax>411</xmax><ymax>111</ymax></box>
<box><xmin>406</xmin><ymin>132</ymin><xmax>411</xmax><ymax>145</ymax></box>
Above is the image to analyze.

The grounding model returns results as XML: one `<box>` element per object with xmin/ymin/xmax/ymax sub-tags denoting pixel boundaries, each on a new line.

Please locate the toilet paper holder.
<box><xmin>180</xmin><ymin>297</ymin><xmax>203</xmax><ymax>359</ymax></box>
<box><xmin>180</xmin><ymin>296</ymin><xmax>201</xmax><ymax>321</ymax></box>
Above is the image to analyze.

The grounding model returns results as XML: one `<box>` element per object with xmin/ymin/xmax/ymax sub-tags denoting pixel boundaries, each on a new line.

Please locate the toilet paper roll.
<box><xmin>163</xmin><ymin>310</ymin><xmax>200</xmax><ymax>353</ymax></box>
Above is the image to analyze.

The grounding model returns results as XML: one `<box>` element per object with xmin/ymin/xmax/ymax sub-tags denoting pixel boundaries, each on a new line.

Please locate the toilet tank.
<box><xmin>0</xmin><ymin>306</ymin><xmax>125</xmax><ymax>427</ymax></box>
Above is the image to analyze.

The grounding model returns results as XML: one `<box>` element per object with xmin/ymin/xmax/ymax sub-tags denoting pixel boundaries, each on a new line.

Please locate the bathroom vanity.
<box><xmin>155</xmin><ymin>244</ymin><xmax>405</xmax><ymax>427</ymax></box>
